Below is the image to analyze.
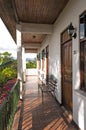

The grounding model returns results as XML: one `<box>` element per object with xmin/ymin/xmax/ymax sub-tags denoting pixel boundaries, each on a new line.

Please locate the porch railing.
<box><xmin>0</xmin><ymin>80</ymin><xmax>20</xmax><ymax>130</ymax></box>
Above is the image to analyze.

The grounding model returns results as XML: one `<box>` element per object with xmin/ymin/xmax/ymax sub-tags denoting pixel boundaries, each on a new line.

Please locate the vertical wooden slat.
<box><xmin>14</xmin><ymin>0</ymin><xmax>69</xmax><ymax>24</ymax></box>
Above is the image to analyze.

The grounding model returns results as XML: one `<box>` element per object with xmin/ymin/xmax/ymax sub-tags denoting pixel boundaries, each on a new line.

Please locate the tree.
<box><xmin>0</xmin><ymin>52</ymin><xmax>17</xmax><ymax>88</ymax></box>
<box><xmin>26</xmin><ymin>60</ymin><xmax>37</xmax><ymax>69</ymax></box>
<box><xmin>0</xmin><ymin>52</ymin><xmax>13</xmax><ymax>65</ymax></box>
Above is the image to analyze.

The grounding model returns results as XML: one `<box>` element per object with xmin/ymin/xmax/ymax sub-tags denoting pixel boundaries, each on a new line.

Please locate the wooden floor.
<box><xmin>12</xmin><ymin>76</ymin><xmax>80</xmax><ymax>130</ymax></box>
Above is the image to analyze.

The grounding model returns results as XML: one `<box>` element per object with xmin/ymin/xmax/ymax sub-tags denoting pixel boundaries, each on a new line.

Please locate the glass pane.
<box><xmin>84</xmin><ymin>43</ymin><xmax>86</xmax><ymax>89</ymax></box>
<box><xmin>85</xmin><ymin>15</ymin><xmax>86</xmax><ymax>37</ymax></box>
<box><xmin>80</xmin><ymin>15</ymin><xmax>85</xmax><ymax>39</ymax></box>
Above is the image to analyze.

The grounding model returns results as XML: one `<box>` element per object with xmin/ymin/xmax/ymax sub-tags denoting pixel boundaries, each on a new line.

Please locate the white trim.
<box><xmin>23</xmin><ymin>43</ymin><xmax>41</xmax><ymax>48</ymax></box>
<box><xmin>20</xmin><ymin>22</ymin><xmax>53</xmax><ymax>34</ymax></box>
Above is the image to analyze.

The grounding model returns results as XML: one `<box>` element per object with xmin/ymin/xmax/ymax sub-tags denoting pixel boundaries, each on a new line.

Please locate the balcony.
<box><xmin>0</xmin><ymin>79</ymin><xmax>20</xmax><ymax>130</ymax></box>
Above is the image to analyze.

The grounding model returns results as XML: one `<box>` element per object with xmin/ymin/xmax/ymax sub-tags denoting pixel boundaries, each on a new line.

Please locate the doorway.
<box><xmin>61</xmin><ymin>30</ymin><xmax>72</xmax><ymax>112</ymax></box>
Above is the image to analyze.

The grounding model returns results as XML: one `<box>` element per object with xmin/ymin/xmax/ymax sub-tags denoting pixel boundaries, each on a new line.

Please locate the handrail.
<box><xmin>0</xmin><ymin>79</ymin><xmax>20</xmax><ymax>130</ymax></box>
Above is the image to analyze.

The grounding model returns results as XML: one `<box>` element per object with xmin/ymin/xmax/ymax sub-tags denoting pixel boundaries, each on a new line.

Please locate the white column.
<box><xmin>22</xmin><ymin>47</ymin><xmax>26</xmax><ymax>82</ymax></box>
<box><xmin>16</xmin><ymin>24</ymin><xmax>23</xmax><ymax>100</ymax></box>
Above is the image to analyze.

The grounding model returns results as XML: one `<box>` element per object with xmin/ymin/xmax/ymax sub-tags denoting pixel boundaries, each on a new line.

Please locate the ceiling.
<box><xmin>0</xmin><ymin>0</ymin><xmax>69</xmax><ymax>53</ymax></box>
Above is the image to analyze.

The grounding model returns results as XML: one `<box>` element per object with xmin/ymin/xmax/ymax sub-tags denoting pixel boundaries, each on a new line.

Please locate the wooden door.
<box><xmin>61</xmin><ymin>35</ymin><xmax>72</xmax><ymax>111</ymax></box>
<box><xmin>80</xmin><ymin>40</ymin><xmax>86</xmax><ymax>89</ymax></box>
<box><xmin>46</xmin><ymin>46</ymin><xmax>49</xmax><ymax>81</ymax></box>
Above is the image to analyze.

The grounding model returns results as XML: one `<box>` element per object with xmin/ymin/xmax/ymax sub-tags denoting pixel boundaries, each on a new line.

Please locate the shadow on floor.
<box><xmin>15</xmin><ymin>76</ymin><xmax>80</xmax><ymax>130</ymax></box>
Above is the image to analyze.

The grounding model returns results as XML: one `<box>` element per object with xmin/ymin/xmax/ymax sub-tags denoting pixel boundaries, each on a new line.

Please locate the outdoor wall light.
<box><xmin>68</xmin><ymin>23</ymin><xmax>77</xmax><ymax>39</ymax></box>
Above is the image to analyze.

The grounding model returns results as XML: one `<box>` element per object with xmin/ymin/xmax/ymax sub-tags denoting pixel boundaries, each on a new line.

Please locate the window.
<box><xmin>42</xmin><ymin>50</ymin><xmax>45</xmax><ymax>71</ymax></box>
<box><xmin>80</xmin><ymin>11</ymin><xmax>86</xmax><ymax>91</ymax></box>
<box><xmin>80</xmin><ymin>41</ymin><xmax>86</xmax><ymax>90</ymax></box>
<box><xmin>37</xmin><ymin>54</ymin><xmax>40</xmax><ymax>70</ymax></box>
<box><xmin>80</xmin><ymin>11</ymin><xmax>86</xmax><ymax>39</ymax></box>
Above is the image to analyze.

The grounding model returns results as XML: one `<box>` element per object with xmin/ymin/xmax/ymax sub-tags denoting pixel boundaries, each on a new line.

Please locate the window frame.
<box><xmin>80</xmin><ymin>11</ymin><xmax>86</xmax><ymax>40</ymax></box>
<box><xmin>80</xmin><ymin>11</ymin><xmax>86</xmax><ymax>91</ymax></box>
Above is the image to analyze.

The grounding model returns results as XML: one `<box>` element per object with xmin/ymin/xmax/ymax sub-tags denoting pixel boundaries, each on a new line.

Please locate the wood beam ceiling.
<box><xmin>0</xmin><ymin>0</ymin><xmax>70</xmax><ymax>54</ymax></box>
<box><xmin>12</xmin><ymin>0</ymin><xmax>19</xmax><ymax>23</ymax></box>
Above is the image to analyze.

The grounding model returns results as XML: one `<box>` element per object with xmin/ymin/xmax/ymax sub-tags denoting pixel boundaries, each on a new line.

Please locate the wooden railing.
<box><xmin>0</xmin><ymin>80</ymin><xmax>20</xmax><ymax>130</ymax></box>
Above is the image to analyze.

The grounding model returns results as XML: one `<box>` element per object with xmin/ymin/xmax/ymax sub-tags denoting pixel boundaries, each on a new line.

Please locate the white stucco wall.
<box><xmin>73</xmin><ymin>90</ymin><xmax>86</xmax><ymax>130</ymax></box>
<box><xmin>38</xmin><ymin>0</ymin><xmax>86</xmax><ymax>129</ymax></box>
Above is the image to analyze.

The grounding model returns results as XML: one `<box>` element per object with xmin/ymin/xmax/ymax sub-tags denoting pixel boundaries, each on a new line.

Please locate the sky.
<box><xmin>0</xmin><ymin>18</ymin><xmax>37</xmax><ymax>59</ymax></box>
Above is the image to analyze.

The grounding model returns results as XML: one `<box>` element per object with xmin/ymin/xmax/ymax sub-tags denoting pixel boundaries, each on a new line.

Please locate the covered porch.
<box><xmin>0</xmin><ymin>0</ymin><xmax>86</xmax><ymax>130</ymax></box>
<box><xmin>12</xmin><ymin>76</ymin><xmax>79</xmax><ymax>130</ymax></box>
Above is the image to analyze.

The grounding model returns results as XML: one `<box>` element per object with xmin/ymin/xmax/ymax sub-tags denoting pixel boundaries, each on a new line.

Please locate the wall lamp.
<box><xmin>68</xmin><ymin>23</ymin><xmax>77</xmax><ymax>39</ymax></box>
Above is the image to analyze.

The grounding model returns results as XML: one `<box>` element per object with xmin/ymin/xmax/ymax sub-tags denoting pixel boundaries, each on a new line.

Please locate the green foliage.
<box><xmin>0</xmin><ymin>80</ymin><xmax>20</xmax><ymax>130</ymax></box>
<box><xmin>2</xmin><ymin>67</ymin><xmax>17</xmax><ymax>80</ymax></box>
<box><xmin>26</xmin><ymin>60</ymin><xmax>37</xmax><ymax>69</ymax></box>
<box><xmin>0</xmin><ymin>73</ymin><xmax>7</xmax><ymax>87</ymax></box>
<box><xmin>0</xmin><ymin>52</ymin><xmax>13</xmax><ymax>65</ymax></box>
<box><xmin>0</xmin><ymin>52</ymin><xmax>17</xmax><ymax>88</ymax></box>
<box><xmin>0</xmin><ymin>73</ymin><xmax>7</xmax><ymax>95</ymax></box>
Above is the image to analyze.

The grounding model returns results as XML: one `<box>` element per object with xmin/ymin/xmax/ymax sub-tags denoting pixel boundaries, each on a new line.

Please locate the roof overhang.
<box><xmin>0</xmin><ymin>0</ymin><xmax>69</xmax><ymax>53</ymax></box>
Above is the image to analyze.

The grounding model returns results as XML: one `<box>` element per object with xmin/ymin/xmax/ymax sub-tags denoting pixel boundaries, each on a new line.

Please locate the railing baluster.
<box><xmin>0</xmin><ymin>80</ymin><xmax>20</xmax><ymax>130</ymax></box>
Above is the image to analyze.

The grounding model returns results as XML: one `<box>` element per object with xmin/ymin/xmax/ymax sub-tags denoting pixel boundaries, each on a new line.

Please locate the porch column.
<box><xmin>40</xmin><ymin>53</ymin><xmax>43</xmax><ymax>80</ymax></box>
<box><xmin>37</xmin><ymin>54</ymin><xmax>40</xmax><ymax>78</ymax></box>
<box><xmin>22</xmin><ymin>47</ymin><xmax>26</xmax><ymax>82</ymax></box>
<box><xmin>16</xmin><ymin>24</ymin><xmax>23</xmax><ymax>100</ymax></box>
